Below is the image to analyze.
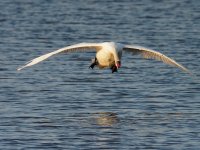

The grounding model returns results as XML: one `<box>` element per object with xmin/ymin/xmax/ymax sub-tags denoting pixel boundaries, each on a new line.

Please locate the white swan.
<box><xmin>17</xmin><ymin>42</ymin><xmax>190</xmax><ymax>73</ymax></box>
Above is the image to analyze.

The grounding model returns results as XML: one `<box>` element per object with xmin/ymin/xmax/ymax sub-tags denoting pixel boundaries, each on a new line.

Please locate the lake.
<box><xmin>0</xmin><ymin>0</ymin><xmax>200</xmax><ymax>149</ymax></box>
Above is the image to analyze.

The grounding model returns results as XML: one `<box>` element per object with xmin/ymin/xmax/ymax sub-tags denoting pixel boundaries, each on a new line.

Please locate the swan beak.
<box><xmin>116</xmin><ymin>61</ymin><xmax>121</xmax><ymax>69</ymax></box>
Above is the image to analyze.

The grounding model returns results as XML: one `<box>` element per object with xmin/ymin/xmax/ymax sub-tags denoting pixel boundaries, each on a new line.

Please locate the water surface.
<box><xmin>0</xmin><ymin>0</ymin><xmax>200</xmax><ymax>149</ymax></box>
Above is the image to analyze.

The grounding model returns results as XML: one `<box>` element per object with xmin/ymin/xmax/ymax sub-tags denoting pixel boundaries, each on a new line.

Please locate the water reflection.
<box><xmin>92</xmin><ymin>112</ymin><xmax>119</xmax><ymax>127</ymax></box>
<box><xmin>90</xmin><ymin>112</ymin><xmax>120</xmax><ymax>149</ymax></box>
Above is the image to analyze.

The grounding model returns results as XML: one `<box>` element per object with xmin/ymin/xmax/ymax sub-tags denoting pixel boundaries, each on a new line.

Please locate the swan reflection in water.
<box><xmin>92</xmin><ymin>112</ymin><xmax>119</xmax><ymax>126</ymax></box>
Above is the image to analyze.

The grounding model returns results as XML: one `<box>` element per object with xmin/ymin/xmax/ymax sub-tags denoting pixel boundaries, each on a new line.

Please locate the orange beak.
<box><xmin>116</xmin><ymin>61</ymin><xmax>121</xmax><ymax>69</ymax></box>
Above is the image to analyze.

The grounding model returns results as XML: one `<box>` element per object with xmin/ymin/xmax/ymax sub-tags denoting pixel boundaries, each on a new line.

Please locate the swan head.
<box><xmin>116</xmin><ymin>61</ymin><xmax>121</xmax><ymax>69</ymax></box>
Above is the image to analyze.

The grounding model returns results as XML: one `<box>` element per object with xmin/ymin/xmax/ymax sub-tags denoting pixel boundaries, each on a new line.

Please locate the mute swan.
<box><xmin>17</xmin><ymin>42</ymin><xmax>190</xmax><ymax>73</ymax></box>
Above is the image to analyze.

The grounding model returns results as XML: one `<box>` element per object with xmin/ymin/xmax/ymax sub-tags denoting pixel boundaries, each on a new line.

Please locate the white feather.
<box><xmin>17</xmin><ymin>42</ymin><xmax>191</xmax><ymax>74</ymax></box>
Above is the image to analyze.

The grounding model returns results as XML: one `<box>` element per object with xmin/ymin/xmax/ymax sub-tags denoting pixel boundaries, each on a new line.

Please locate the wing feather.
<box><xmin>123</xmin><ymin>45</ymin><xmax>191</xmax><ymax>74</ymax></box>
<box><xmin>17</xmin><ymin>43</ymin><xmax>102</xmax><ymax>71</ymax></box>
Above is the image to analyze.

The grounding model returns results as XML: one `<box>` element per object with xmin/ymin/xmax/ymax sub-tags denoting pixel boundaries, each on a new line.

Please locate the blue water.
<box><xmin>0</xmin><ymin>0</ymin><xmax>200</xmax><ymax>149</ymax></box>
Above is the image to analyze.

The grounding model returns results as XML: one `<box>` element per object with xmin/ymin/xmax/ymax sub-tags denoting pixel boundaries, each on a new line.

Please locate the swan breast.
<box><xmin>96</xmin><ymin>49</ymin><xmax>115</xmax><ymax>68</ymax></box>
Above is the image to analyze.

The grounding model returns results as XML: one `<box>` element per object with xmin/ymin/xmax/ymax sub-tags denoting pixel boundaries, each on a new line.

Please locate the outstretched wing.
<box><xmin>17</xmin><ymin>43</ymin><xmax>102</xmax><ymax>71</ymax></box>
<box><xmin>123</xmin><ymin>45</ymin><xmax>191</xmax><ymax>74</ymax></box>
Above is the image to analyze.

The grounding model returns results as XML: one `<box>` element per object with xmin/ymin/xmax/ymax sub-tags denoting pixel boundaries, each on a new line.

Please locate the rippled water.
<box><xmin>1</xmin><ymin>0</ymin><xmax>200</xmax><ymax>149</ymax></box>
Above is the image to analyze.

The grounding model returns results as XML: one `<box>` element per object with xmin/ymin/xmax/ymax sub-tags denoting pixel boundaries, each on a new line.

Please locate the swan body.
<box><xmin>17</xmin><ymin>41</ymin><xmax>190</xmax><ymax>73</ymax></box>
<box><xmin>95</xmin><ymin>42</ymin><xmax>122</xmax><ymax>69</ymax></box>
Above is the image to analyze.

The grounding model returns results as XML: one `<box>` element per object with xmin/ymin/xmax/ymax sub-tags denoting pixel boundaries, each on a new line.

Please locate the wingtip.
<box><xmin>186</xmin><ymin>70</ymin><xmax>194</xmax><ymax>76</ymax></box>
<box><xmin>17</xmin><ymin>66</ymin><xmax>25</xmax><ymax>71</ymax></box>
<box><xmin>181</xmin><ymin>67</ymin><xmax>194</xmax><ymax>76</ymax></box>
<box><xmin>17</xmin><ymin>67</ymin><xmax>22</xmax><ymax>71</ymax></box>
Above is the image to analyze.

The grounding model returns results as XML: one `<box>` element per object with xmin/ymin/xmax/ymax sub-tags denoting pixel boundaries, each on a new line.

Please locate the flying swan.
<box><xmin>17</xmin><ymin>42</ymin><xmax>190</xmax><ymax>73</ymax></box>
